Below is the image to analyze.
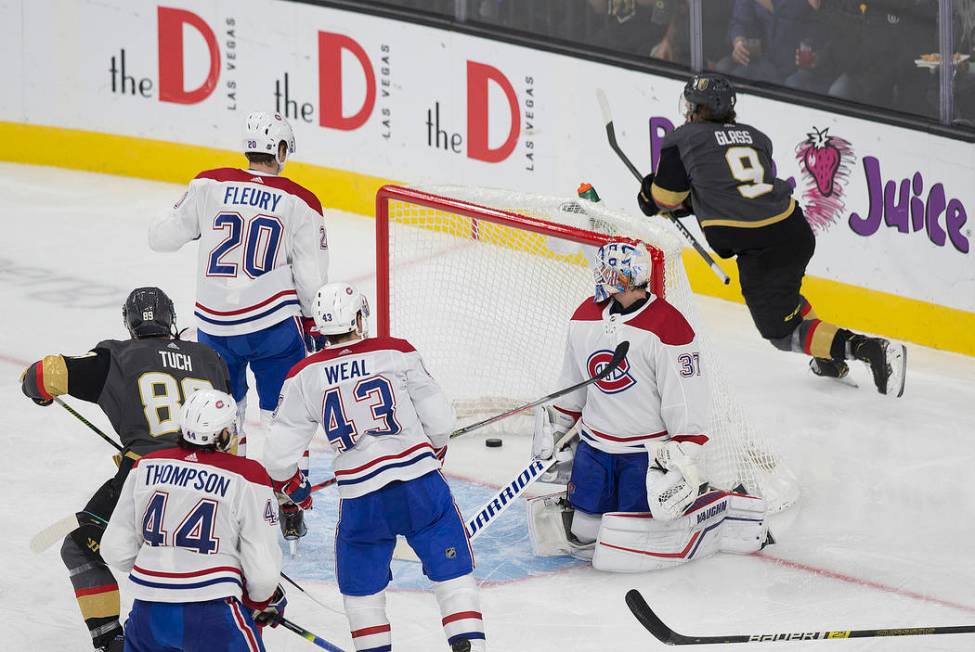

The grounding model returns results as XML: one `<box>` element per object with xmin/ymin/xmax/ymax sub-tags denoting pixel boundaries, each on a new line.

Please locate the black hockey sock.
<box><xmin>832</xmin><ymin>328</ymin><xmax>855</xmax><ymax>360</ymax></box>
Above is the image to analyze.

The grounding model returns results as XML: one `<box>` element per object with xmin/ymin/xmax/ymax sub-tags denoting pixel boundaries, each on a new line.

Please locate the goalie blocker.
<box><xmin>528</xmin><ymin>489</ymin><xmax>768</xmax><ymax>572</ymax></box>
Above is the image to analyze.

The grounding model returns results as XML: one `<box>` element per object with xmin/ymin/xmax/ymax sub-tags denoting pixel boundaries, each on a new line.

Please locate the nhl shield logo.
<box><xmin>587</xmin><ymin>349</ymin><xmax>636</xmax><ymax>394</ymax></box>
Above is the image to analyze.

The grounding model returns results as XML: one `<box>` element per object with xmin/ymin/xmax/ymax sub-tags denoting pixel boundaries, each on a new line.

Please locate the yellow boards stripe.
<box><xmin>1</xmin><ymin>121</ymin><xmax>972</xmax><ymax>357</ymax></box>
<box><xmin>682</xmin><ymin>252</ymin><xmax>975</xmax><ymax>356</ymax></box>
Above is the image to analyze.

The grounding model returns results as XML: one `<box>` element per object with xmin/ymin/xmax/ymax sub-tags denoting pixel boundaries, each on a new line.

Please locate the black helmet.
<box><xmin>123</xmin><ymin>287</ymin><xmax>176</xmax><ymax>338</ymax></box>
<box><xmin>683</xmin><ymin>74</ymin><xmax>736</xmax><ymax>121</ymax></box>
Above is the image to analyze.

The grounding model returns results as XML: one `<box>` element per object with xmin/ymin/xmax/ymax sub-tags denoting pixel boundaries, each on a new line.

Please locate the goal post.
<box><xmin>375</xmin><ymin>184</ymin><xmax>798</xmax><ymax>512</ymax></box>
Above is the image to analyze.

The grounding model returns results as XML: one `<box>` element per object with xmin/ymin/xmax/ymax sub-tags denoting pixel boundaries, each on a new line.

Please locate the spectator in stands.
<box><xmin>582</xmin><ymin>0</ymin><xmax>688</xmax><ymax>62</ymax></box>
<box><xmin>715</xmin><ymin>0</ymin><xmax>823</xmax><ymax>85</ymax></box>
<box><xmin>823</xmin><ymin>0</ymin><xmax>937</xmax><ymax>116</ymax></box>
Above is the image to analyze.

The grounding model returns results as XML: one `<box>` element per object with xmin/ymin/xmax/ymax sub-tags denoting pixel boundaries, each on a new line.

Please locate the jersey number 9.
<box><xmin>725</xmin><ymin>147</ymin><xmax>774</xmax><ymax>199</ymax></box>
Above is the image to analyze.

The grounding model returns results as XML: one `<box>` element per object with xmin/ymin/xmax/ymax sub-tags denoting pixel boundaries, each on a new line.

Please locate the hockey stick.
<box><xmin>449</xmin><ymin>340</ymin><xmax>630</xmax><ymax>440</ymax></box>
<box><xmin>279</xmin><ymin>617</ymin><xmax>347</xmax><ymax>652</ymax></box>
<box><xmin>55</xmin><ymin>397</ymin><xmax>123</xmax><ymax>451</ymax></box>
<box><xmin>393</xmin><ymin>429</ymin><xmax>579</xmax><ymax>563</ymax></box>
<box><xmin>595</xmin><ymin>88</ymin><xmax>731</xmax><ymax>286</ymax></box>
<box><xmin>624</xmin><ymin>589</ymin><xmax>975</xmax><ymax>645</ymax></box>
<box><xmin>280</xmin><ymin>572</ymin><xmax>345</xmax><ymax>616</ymax></box>
<box><xmin>29</xmin><ymin>511</ymin><xmax>108</xmax><ymax>554</ymax></box>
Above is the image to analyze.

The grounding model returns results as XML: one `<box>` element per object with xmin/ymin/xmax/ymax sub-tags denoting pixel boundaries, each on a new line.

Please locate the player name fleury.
<box><xmin>221</xmin><ymin>185</ymin><xmax>284</xmax><ymax>212</ymax></box>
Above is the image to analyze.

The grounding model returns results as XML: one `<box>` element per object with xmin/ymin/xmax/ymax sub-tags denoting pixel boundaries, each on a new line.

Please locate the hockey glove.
<box><xmin>20</xmin><ymin>363</ymin><xmax>53</xmax><ymax>406</ymax></box>
<box><xmin>272</xmin><ymin>470</ymin><xmax>313</xmax><ymax>511</ymax></box>
<box><xmin>247</xmin><ymin>585</ymin><xmax>287</xmax><ymax>628</ymax></box>
<box><xmin>301</xmin><ymin>317</ymin><xmax>327</xmax><ymax>353</ymax></box>
<box><xmin>279</xmin><ymin>504</ymin><xmax>308</xmax><ymax>540</ymax></box>
<box><xmin>637</xmin><ymin>174</ymin><xmax>660</xmax><ymax>217</ymax></box>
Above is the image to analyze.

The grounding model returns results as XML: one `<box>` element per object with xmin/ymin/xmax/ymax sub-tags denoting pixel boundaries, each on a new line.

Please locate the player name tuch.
<box><xmin>222</xmin><ymin>186</ymin><xmax>283</xmax><ymax>212</ymax></box>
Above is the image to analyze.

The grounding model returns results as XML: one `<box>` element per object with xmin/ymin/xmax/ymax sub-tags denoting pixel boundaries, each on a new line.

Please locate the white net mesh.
<box><xmin>379</xmin><ymin>185</ymin><xmax>798</xmax><ymax>512</ymax></box>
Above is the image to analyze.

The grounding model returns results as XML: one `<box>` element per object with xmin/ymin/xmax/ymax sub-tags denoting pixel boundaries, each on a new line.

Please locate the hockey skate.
<box><xmin>809</xmin><ymin>357</ymin><xmax>857</xmax><ymax>388</ymax></box>
<box><xmin>280</xmin><ymin>504</ymin><xmax>307</xmax><ymax>558</ymax></box>
<box><xmin>849</xmin><ymin>335</ymin><xmax>907</xmax><ymax>397</ymax></box>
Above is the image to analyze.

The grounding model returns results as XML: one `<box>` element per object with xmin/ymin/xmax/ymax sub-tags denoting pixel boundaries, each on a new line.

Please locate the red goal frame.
<box><xmin>375</xmin><ymin>184</ymin><xmax>666</xmax><ymax>338</ymax></box>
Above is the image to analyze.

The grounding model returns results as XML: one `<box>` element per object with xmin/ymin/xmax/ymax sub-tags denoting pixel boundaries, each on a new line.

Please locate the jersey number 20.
<box><xmin>207</xmin><ymin>212</ymin><xmax>283</xmax><ymax>278</ymax></box>
<box><xmin>725</xmin><ymin>147</ymin><xmax>774</xmax><ymax>199</ymax></box>
<box><xmin>322</xmin><ymin>376</ymin><xmax>401</xmax><ymax>452</ymax></box>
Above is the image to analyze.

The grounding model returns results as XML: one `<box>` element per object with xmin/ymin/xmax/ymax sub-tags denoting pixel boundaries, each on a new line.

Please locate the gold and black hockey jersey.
<box><xmin>652</xmin><ymin>121</ymin><xmax>801</xmax><ymax>257</ymax></box>
<box><xmin>22</xmin><ymin>337</ymin><xmax>230</xmax><ymax>454</ymax></box>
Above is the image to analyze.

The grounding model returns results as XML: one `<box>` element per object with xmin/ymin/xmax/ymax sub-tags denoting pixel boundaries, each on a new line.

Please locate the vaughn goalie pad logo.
<box><xmin>588</xmin><ymin>349</ymin><xmax>636</xmax><ymax>394</ymax></box>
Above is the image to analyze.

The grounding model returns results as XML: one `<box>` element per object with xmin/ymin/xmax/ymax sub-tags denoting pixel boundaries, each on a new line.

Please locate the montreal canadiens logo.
<box><xmin>587</xmin><ymin>349</ymin><xmax>636</xmax><ymax>394</ymax></box>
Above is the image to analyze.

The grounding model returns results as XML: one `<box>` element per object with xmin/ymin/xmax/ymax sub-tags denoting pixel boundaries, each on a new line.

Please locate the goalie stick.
<box><xmin>392</xmin><ymin>341</ymin><xmax>629</xmax><ymax>561</ymax></box>
<box><xmin>595</xmin><ymin>88</ymin><xmax>730</xmax><ymax>286</ymax></box>
<box><xmin>625</xmin><ymin>589</ymin><xmax>975</xmax><ymax>645</ymax></box>
<box><xmin>393</xmin><ymin>428</ymin><xmax>580</xmax><ymax>563</ymax></box>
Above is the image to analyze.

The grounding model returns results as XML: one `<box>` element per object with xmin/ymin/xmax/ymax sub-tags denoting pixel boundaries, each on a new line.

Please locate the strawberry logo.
<box><xmin>795</xmin><ymin>127</ymin><xmax>855</xmax><ymax>232</ymax></box>
<box><xmin>801</xmin><ymin>127</ymin><xmax>841</xmax><ymax>196</ymax></box>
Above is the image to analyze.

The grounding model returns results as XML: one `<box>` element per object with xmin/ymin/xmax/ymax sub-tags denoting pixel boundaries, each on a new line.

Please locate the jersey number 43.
<box><xmin>322</xmin><ymin>376</ymin><xmax>401</xmax><ymax>452</ymax></box>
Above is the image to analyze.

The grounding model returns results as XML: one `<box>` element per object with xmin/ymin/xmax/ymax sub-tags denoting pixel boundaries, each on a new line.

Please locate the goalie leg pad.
<box><xmin>433</xmin><ymin>574</ymin><xmax>486</xmax><ymax>651</ymax></box>
<box><xmin>720</xmin><ymin>493</ymin><xmax>769</xmax><ymax>554</ymax></box>
<box><xmin>592</xmin><ymin>491</ymin><xmax>730</xmax><ymax>573</ymax></box>
<box><xmin>343</xmin><ymin>590</ymin><xmax>392</xmax><ymax>652</ymax></box>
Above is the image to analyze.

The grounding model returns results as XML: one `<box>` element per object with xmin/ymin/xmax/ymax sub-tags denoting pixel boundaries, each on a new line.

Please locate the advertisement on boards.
<box><xmin>0</xmin><ymin>0</ymin><xmax>972</xmax><ymax>317</ymax></box>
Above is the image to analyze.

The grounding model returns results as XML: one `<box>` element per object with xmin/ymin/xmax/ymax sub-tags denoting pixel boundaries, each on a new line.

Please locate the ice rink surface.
<box><xmin>2</xmin><ymin>163</ymin><xmax>975</xmax><ymax>651</ymax></box>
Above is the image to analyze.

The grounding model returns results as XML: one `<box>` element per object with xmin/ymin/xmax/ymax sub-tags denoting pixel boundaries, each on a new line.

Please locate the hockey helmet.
<box><xmin>682</xmin><ymin>74</ymin><xmax>736</xmax><ymax>122</ymax></box>
<box><xmin>179</xmin><ymin>389</ymin><xmax>238</xmax><ymax>450</ymax></box>
<box><xmin>312</xmin><ymin>282</ymin><xmax>370</xmax><ymax>338</ymax></box>
<box><xmin>592</xmin><ymin>241</ymin><xmax>651</xmax><ymax>303</ymax></box>
<box><xmin>243</xmin><ymin>111</ymin><xmax>295</xmax><ymax>166</ymax></box>
<box><xmin>123</xmin><ymin>287</ymin><xmax>176</xmax><ymax>338</ymax></box>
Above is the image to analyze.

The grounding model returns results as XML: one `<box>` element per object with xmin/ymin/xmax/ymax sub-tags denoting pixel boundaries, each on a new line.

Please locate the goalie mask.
<box><xmin>592</xmin><ymin>241</ymin><xmax>651</xmax><ymax>303</ymax></box>
<box><xmin>179</xmin><ymin>389</ymin><xmax>238</xmax><ymax>451</ymax></box>
<box><xmin>313</xmin><ymin>282</ymin><xmax>370</xmax><ymax>339</ymax></box>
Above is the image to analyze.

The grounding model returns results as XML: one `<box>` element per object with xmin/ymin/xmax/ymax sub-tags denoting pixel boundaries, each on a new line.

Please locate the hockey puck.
<box><xmin>485</xmin><ymin>438</ymin><xmax>503</xmax><ymax>448</ymax></box>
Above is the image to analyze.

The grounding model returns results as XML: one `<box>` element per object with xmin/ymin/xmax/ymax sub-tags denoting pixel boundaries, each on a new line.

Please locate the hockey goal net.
<box><xmin>376</xmin><ymin>185</ymin><xmax>798</xmax><ymax>512</ymax></box>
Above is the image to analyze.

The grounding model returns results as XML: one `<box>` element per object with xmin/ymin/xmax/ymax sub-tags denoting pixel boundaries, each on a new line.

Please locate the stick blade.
<box><xmin>603</xmin><ymin>340</ymin><xmax>630</xmax><ymax>377</ymax></box>
<box><xmin>30</xmin><ymin>514</ymin><xmax>80</xmax><ymax>554</ymax></box>
<box><xmin>625</xmin><ymin>589</ymin><xmax>680</xmax><ymax>645</ymax></box>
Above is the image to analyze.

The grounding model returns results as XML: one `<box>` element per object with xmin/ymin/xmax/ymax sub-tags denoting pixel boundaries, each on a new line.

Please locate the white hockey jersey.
<box><xmin>101</xmin><ymin>448</ymin><xmax>282</xmax><ymax>604</ymax></box>
<box><xmin>148</xmin><ymin>168</ymin><xmax>329</xmax><ymax>336</ymax></box>
<box><xmin>264</xmin><ymin>337</ymin><xmax>456</xmax><ymax>499</ymax></box>
<box><xmin>554</xmin><ymin>295</ymin><xmax>711</xmax><ymax>455</ymax></box>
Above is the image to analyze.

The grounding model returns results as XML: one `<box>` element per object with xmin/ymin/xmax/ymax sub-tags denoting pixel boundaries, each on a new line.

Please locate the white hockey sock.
<box><xmin>343</xmin><ymin>591</ymin><xmax>391</xmax><ymax>652</ymax></box>
<box><xmin>570</xmin><ymin>510</ymin><xmax>601</xmax><ymax>544</ymax></box>
<box><xmin>236</xmin><ymin>398</ymin><xmax>248</xmax><ymax>457</ymax></box>
<box><xmin>433</xmin><ymin>574</ymin><xmax>486</xmax><ymax>651</ymax></box>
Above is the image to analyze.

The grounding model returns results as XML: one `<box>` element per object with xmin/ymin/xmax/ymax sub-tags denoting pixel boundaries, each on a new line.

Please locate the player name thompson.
<box><xmin>143</xmin><ymin>464</ymin><xmax>232</xmax><ymax>498</ymax></box>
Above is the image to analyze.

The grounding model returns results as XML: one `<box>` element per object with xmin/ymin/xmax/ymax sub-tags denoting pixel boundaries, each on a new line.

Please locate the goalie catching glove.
<box><xmin>645</xmin><ymin>440</ymin><xmax>706</xmax><ymax>521</ymax></box>
<box><xmin>532</xmin><ymin>405</ymin><xmax>577</xmax><ymax>484</ymax></box>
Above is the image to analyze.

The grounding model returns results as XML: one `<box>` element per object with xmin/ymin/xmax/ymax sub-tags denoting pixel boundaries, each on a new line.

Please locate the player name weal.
<box><xmin>143</xmin><ymin>463</ymin><xmax>232</xmax><ymax>498</ymax></box>
<box><xmin>466</xmin><ymin>458</ymin><xmax>548</xmax><ymax>537</ymax></box>
<box><xmin>222</xmin><ymin>186</ymin><xmax>283</xmax><ymax>212</ymax></box>
<box><xmin>323</xmin><ymin>359</ymin><xmax>368</xmax><ymax>384</ymax></box>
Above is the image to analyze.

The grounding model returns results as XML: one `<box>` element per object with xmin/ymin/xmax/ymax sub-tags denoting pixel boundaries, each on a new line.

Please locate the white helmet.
<box><xmin>243</xmin><ymin>112</ymin><xmax>295</xmax><ymax>166</ymax></box>
<box><xmin>312</xmin><ymin>282</ymin><xmax>370</xmax><ymax>338</ymax></box>
<box><xmin>592</xmin><ymin>241</ymin><xmax>652</xmax><ymax>302</ymax></box>
<box><xmin>179</xmin><ymin>389</ymin><xmax>238</xmax><ymax>450</ymax></box>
